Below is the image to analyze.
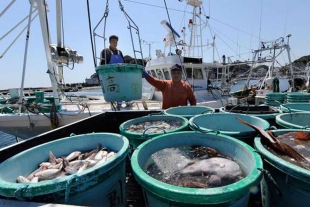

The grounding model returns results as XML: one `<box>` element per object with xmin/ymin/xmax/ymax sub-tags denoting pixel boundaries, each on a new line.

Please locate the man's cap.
<box><xmin>170</xmin><ymin>64</ymin><xmax>182</xmax><ymax>71</ymax></box>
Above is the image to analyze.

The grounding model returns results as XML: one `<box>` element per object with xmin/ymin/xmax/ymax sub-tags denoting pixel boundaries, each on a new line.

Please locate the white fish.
<box><xmin>16</xmin><ymin>176</ymin><xmax>31</xmax><ymax>183</ymax></box>
<box><xmin>95</xmin><ymin>150</ymin><xmax>108</xmax><ymax>160</ymax></box>
<box><xmin>34</xmin><ymin>163</ymin><xmax>63</xmax><ymax>181</ymax></box>
<box><xmin>27</xmin><ymin>167</ymin><xmax>42</xmax><ymax>180</ymax></box>
<box><xmin>64</xmin><ymin>166</ymin><xmax>78</xmax><ymax>175</ymax></box>
<box><xmin>107</xmin><ymin>151</ymin><xmax>116</xmax><ymax>159</ymax></box>
<box><xmin>66</xmin><ymin>151</ymin><xmax>81</xmax><ymax>161</ymax></box>
<box><xmin>77</xmin><ymin>161</ymin><xmax>90</xmax><ymax>173</ymax></box>
<box><xmin>30</xmin><ymin>177</ymin><xmax>39</xmax><ymax>183</ymax></box>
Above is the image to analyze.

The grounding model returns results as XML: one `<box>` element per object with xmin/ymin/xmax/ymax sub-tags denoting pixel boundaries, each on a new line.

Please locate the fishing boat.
<box><xmin>144</xmin><ymin>0</ymin><xmax>236</xmax><ymax>108</ymax></box>
<box><xmin>231</xmin><ymin>35</ymin><xmax>310</xmax><ymax>105</ymax></box>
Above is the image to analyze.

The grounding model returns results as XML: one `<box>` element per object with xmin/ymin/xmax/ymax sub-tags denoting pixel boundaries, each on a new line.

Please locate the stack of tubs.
<box><xmin>0</xmin><ymin>133</ymin><xmax>129</xmax><ymax>206</ymax></box>
<box><xmin>131</xmin><ymin>131</ymin><xmax>263</xmax><ymax>207</ymax></box>
<box><xmin>264</xmin><ymin>93</ymin><xmax>286</xmax><ymax>106</ymax></box>
<box><xmin>280</xmin><ymin>103</ymin><xmax>310</xmax><ymax>113</ymax></box>
<box><xmin>286</xmin><ymin>92</ymin><xmax>310</xmax><ymax>103</ymax></box>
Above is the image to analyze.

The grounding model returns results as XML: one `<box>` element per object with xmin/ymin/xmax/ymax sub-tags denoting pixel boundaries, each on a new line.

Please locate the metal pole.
<box><xmin>19</xmin><ymin>1</ymin><xmax>34</xmax><ymax>105</ymax></box>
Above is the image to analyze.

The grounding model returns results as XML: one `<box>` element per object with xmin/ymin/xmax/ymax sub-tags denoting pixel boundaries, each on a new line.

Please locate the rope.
<box><xmin>14</xmin><ymin>186</ymin><xmax>28</xmax><ymax>201</ymax></box>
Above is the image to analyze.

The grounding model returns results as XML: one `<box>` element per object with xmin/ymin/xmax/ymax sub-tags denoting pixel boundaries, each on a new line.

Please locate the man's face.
<box><xmin>171</xmin><ymin>70</ymin><xmax>182</xmax><ymax>82</ymax></box>
<box><xmin>110</xmin><ymin>38</ymin><xmax>118</xmax><ymax>49</ymax></box>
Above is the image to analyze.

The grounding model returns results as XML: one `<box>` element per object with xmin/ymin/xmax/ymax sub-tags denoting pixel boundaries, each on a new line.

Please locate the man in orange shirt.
<box><xmin>143</xmin><ymin>64</ymin><xmax>196</xmax><ymax>109</ymax></box>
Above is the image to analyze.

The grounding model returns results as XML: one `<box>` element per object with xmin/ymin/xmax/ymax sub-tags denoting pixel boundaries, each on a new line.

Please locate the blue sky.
<box><xmin>0</xmin><ymin>0</ymin><xmax>309</xmax><ymax>89</ymax></box>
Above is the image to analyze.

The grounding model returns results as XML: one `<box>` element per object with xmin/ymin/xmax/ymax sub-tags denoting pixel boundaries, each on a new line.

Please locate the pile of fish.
<box><xmin>16</xmin><ymin>145</ymin><xmax>116</xmax><ymax>183</ymax></box>
<box><xmin>146</xmin><ymin>145</ymin><xmax>244</xmax><ymax>188</ymax></box>
<box><xmin>126</xmin><ymin>120</ymin><xmax>183</xmax><ymax>133</ymax></box>
<box><xmin>236</xmin><ymin>117</ymin><xmax>310</xmax><ymax>170</ymax></box>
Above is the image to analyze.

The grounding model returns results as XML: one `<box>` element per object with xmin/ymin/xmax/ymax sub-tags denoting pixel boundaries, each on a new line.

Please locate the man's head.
<box><xmin>170</xmin><ymin>64</ymin><xmax>183</xmax><ymax>82</ymax></box>
<box><xmin>109</xmin><ymin>35</ymin><xmax>119</xmax><ymax>50</ymax></box>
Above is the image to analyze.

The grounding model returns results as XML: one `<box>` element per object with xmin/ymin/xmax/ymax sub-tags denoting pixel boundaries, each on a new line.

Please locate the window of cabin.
<box><xmin>163</xmin><ymin>68</ymin><xmax>171</xmax><ymax>79</ymax></box>
<box><xmin>185</xmin><ymin>68</ymin><xmax>193</xmax><ymax>78</ymax></box>
<box><xmin>151</xmin><ymin>70</ymin><xmax>156</xmax><ymax>78</ymax></box>
<box><xmin>193</xmin><ymin>68</ymin><xmax>203</xmax><ymax>79</ymax></box>
<box><xmin>156</xmin><ymin>69</ymin><xmax>164</xmax><ymax>80</ymax></box>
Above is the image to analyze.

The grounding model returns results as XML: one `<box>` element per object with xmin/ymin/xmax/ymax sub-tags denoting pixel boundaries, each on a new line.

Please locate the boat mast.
<box><xmin>34</xmin><ymin>0</ymin><xmax>61</xmax><ymax>105</ymax></box>
<box><xmin>187</xmin><ymin>0</ymin><xmax>203</xmax><ymax>58</ymax></box>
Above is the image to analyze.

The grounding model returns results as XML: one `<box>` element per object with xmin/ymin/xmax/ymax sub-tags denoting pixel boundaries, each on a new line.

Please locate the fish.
<box><xmin>16</xmin><ymin>176</ymin><xmax>31</xmax><ymax>183</ymax></box>
<box><xmin>236</xmin><ymin>117</ymin><xmax>310</xmax><ymax>167</ymax></box>
<box><xmin>34</xmin><ymin>163</ymin><xmax>63</xmax><ymax>181</ymax></box>
<box><xmin>180</xmin><ymin>157</ymin><xmax>242</xmax><ymax>187</ymax></box>
<box><xmin>294</xmin><ymin>131</ymin><xmax>310</xmax><ymax>141</ymax></box>
<box><xmin>65</xmin><ymin>151</ymin><xmax>82</xmax><ymax>161</ymax></box>
<box><xmin>77</xmin><ymin>161</ymin><xmax>90</xmax><ymax>173</ymax></box>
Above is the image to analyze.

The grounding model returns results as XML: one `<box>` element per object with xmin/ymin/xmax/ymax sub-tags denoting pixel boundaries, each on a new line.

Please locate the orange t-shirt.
<box><xmin>146</xmin><ymin>76</ymin><xmax>196</xmax><ymax>109</ymax></box>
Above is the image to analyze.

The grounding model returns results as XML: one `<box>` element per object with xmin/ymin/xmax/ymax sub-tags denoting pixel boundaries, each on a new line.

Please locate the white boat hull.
<box><xmin>0</xmin><ymin>111</ymin><xmax>101</xmax><ymax>139</ymax></box>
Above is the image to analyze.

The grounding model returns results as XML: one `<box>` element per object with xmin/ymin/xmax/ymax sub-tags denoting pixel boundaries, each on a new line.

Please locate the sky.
<box><xmin>0</xmin><ymin>0</ymin><xmax>309</xmax><ymax>90</ymax></box>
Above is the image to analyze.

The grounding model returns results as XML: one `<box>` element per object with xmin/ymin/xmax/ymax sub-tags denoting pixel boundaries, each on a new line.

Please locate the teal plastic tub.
<box><xmin>0</xmin><ymin>133</ymin><xmax>129</xmax><ymax>206</ymax></box>
<box><xmin>219</xmin><ymin>105</ymin><xmax>281</xmax><ymax>122</ymax></box>
<box><xmin>164</xmin><ymin>106</ymin><xmax>215</xmax><ymax>119</ymax></box>
<box><xmin>131</xmin><ymin>131</ymin><xmax>263</xmax><ymax>207</ymax></box>
<box><xmin>119</xmin><ymin>115</ymin><xmax>188</xmax><ymax>149</ymax></box>
<box><xmin>276</xmin><ymin>112</ymin><xmax>310</xmax><ymax>129</ymax></box>
<box><xmin>189</xmin><ymin>113</ymin><xmax>270</xmax><ymax>146</ymax></box>
<box><xmin>280</xmin><ymin>103</ymin><xmax>310</xmax><ymax>113</ymax></box>
<box><xmin>96</xmin><ymin>63</ymin><xmax>143</xmax><ymax>102</ymax></box>
<box><xmin>254</xmin><ymin>129</ymin><xmax>310</xmax><ymax>207</ymax></box>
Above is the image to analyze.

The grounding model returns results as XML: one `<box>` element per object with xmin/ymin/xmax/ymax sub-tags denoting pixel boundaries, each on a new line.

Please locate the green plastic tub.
<box><xmin>131</xmin><ymin>131</ymin><xmax>263</xmax><ymax>207</ymax></box>
<box><xmin>164</xmin><ymin>106</ymin><xmax>215</xmax><ymax>119</ymax></box>
<box><xmin>280</xmin><ymin>103</ymin><xmax>310</xmax><ymax>113</ymax></box>
<box><xmin>119</xmin><ymin>115</ymin><xmax>188</xmax><ymax>149</ymax></box>
<box><xmin>96</xmin><ymin>63</ymin><xmax>143</xmax><ymax>102</ymax></box>
<box><xmin>254</xmin><ymin>129</ymin><xmax>310</xmax><ymax>207</ymax></box>
<box><xmin>0</xmin><ymin>133</ymin><xmax>129</xmax><ymax>206</ymax></box>
<box><xmin>189</xmin><ymin>113</ymin><xmax>270</xmax><ymax>146</ymax></box>
<box><xmin>276</xmin><ymin>112</ymin><xmax>310</xmax><ymax>129</ymax></box>
<box><xmin>219</xmin><ymin>105</ymin><xmax>281</xmax><ymax>122</ymax></box>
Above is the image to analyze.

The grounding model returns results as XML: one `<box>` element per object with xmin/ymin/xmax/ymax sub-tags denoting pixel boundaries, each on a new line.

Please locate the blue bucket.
<box><xmin>0</xmin><ymin>133</ymin><xmax>129</xmax><ymax>206</ymax></box>
<box><xmin>280</xmin><ymin>103</ymin><xmax>310</xmax><ymax>113</ymax></box>
<box><xmin>189</xmin><ymin>113</ymin><xmax>270</xmax><ymax>146</ymax></box>
<box><xmin>131</xmin><ymin>131</ymin><xmax>263</xmax><ymax>207</ymax></box>
<box><xmin>254</xmin><ymin>129</ymin><xmax>310</xmax><ymax>207</ymax></box>
<box><xmin>164</xmin><ymin>106</ymin><xmax>215</xmax><ymax>119</ymax></box>
<box><xmin>96</xmin><ymin>63</ymin><xmax>143</xmax><ymax>102</ymax></box>
<box><xmin>276</xmin><ymin>112</ymin><xmax>310</xmax><ymax>129</ymax></box>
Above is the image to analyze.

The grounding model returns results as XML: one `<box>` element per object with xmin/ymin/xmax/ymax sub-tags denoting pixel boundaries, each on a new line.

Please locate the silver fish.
<box><xmin>34</xmin><ymin>163</ymin><xmax>63</xmax><ymax>181</ymax></box>
<box><xmin>16</xmin><ymin>176</ymin><xmax>31</xmax><ymax>183</ymax></box>
<box><xmin>66</xmin><ymin>151</ymin><xmax>82</xmax><ymax>161</ymax></box>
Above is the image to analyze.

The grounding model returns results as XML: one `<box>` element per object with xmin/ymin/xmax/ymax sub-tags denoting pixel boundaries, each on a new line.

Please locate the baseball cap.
<box><xmin>170</xmin><ymin>64</ymin><xmax>182</xmax><ymax>71</ymax></box>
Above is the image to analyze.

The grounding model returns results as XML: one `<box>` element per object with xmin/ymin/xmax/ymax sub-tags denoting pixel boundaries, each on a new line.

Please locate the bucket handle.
<box><xmin>14</xmin><ymin>186</ymin><xmax>28</xmax><ymax>201</ymax></box>
<box><xmin>257</xmin><ymin>167</ymin><xmax>283</xmax><ymax>197</ymax></box>
<box><xmin>200</xmin><ymin>109</ymin><xmax>214</xmax><ymax>114</ymax></box>
<box><xmin>142</xmin><ymin>127</ymin><xmax>166</xmax><ymax>139</ymax></box>
<box><xmin>148</xmin><ymin>111</ymin><xmax>164</xmax><ymax>116</ymax></box>
<box><xmin>65</xmin><ymin>174</ymin><xmax>79</xmax><ymax>203</ymax></box>
<box><xmin>280</xmin><ymin>105</ymin><xmax>291</xmax><ymax>113</ymax></box>
<box><xmin>268</xmin><ymin>126</ymin><xmax>278</xmax><ymax>130</ymax></box>
<box><xmin>190</xmin><ymin>122</ymin><xmax>220</xmax><ymax>134</ymax></box>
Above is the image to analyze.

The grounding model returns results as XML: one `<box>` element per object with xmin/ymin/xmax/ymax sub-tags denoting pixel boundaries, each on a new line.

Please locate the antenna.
<box><xmin>141</xmin><ymin>39</ymin><xmax>155</xmax><ymax>59</ymax></box>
